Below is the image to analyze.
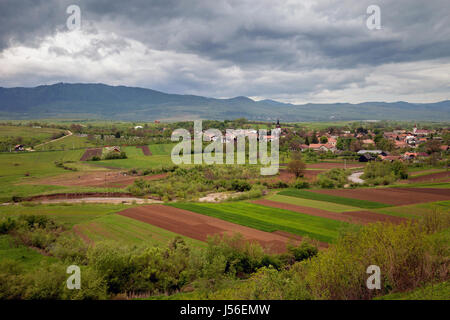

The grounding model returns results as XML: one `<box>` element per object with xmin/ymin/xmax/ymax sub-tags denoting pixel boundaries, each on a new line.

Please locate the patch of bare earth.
<box><xmin>136</xmin><ymin>146</ymin><xmax>152</xmax><ymax>156</ymax></box>
<box><xmin>27</xmin><ymin>171</ymin><xmax>168</xmax><ymax>188</ymax></box>
<box><xmin>80</xmin><ymin>148</ymin><xmax>102</xmax><ymax>161</ymax></box>
<box><xmin>405</xmin><ymin>171</ymin><xmax>450</xmax><ymax>183</ymax></box>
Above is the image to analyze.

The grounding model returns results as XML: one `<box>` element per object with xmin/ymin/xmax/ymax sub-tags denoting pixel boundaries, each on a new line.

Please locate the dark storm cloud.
<box><xmin>2</xmin><ymin>0</ymin><xmax>449</xmax><ymax>67</ymax></box>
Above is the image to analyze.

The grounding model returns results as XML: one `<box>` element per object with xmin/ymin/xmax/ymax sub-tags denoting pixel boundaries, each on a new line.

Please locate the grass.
<box><xmin>375</xmin><ymin>281</ymin><xmax>449</xmax><ymax>300</ymax></box>
<box><xmin>75</xmin><ymin>214</ymin><xmax>204</xmax><ymax>247</ymax></box>
<box><xmin>34</xmin><ymin>134</ymin><xmax>96</xmax><ymax>151</ymax></box>
<box><xmin>169</xmin><ymin>202</ymin><xmax>350</xmax><ymax>243</ymax></box>
<box><xmin>266</xmin><ymin>194</ymin><xmax>361</xmax><ymax>212</ymax></box>
<box><xmin>372</xmin><ymin>200</ymin><xmax>450</xmax><ymax>219</ymax></box>
<box><xmin>278</xmin><ymin>189</ymin><xmax>392</xmax><ymax>209</ymax></box>
<box><xmin>389</xmin><ymin>181</ymin><xmax>450</xmax><ymax>189</ymax></box>
<box><xmin>0</xmin><ymin>125</ymin><xmax>64</xmax><ymax>145</ymax></box>
<box><xmin>93</xmin><ymin>145</ymin><xmax>174</xmax><ymax>169</ymax></box>
<box><xmin>0</xmin><ymin>235</ymin><xmax>56</xmax><ymax>270</ymax></box>
<box><xmin>0</xmin><ymin>203</ymin><xmax>133</xmax><ymax>228</ymax></box>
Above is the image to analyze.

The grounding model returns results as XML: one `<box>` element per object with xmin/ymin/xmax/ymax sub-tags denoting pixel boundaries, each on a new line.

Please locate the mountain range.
<box><xmin>0</xmin><ymin>83</ymin><xmax>449</xmax><ymax>122</ymax></box>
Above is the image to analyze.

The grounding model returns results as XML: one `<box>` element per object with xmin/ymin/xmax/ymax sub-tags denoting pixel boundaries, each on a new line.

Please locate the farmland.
<box><xmin>168</xmin><ymin>202</ymin><xmax>348</xmax><ymax>243</ymax></box>
<box><xmin>278</xmin><ymin>189</ymin><xmax>392</xmax><ymax>209</ymax></box>
<box><xmin>0</xmin><ymin>119</ymin><xmax>448</xmax><ymax>301</ymax></box>
<box><xmin>74</xmin><ymin>214</ymin><xmax>204</xmax><ymax>247</ymax></box>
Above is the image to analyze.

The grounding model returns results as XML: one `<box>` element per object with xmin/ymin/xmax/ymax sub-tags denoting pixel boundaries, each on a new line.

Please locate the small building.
<box><xmin>357</xmin><ymin>150</ymin><xmax>386</xmax><ymax>156</ymax></box>
<box><xmin>380</xmin><ymin>155</ymin><xmax>401</xmax><ymax>162</ymax></box>
<box><xmin>14</xmin><ymin>144</ymin><xmax>25</xmax><ymax>151</ymax></box>
<box><xmin>359</xmin><ymin>153</ymin><xmax>377</xmax><ymax>162</ymax></box>
<box><xmin>104</xmin><ymin>146</ymin><xmax>121</xmax><ymax>153</ymax></box>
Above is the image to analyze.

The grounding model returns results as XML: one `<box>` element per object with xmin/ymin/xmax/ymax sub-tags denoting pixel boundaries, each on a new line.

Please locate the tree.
<box><xmin>425</xmin><ymin>140</ymin><xmax>441</xmax><ymax>154</ymax></box>
<box><xmin>311</xmin><ymin>132</ymin><xmax>319</xmax><ymax>144</ymax></box>
<box><xmin>320</xmin><ymin>136</ymin><xmax>328</xmax><ymax>144</ymax></box>
<box><xmin>115</xmin><ymin>131</ymin><xmax>121</xmax><ymax>139</ymax></box>
<box><xmin>288</xmin><ymin>152</ymin><xmax>306</xmax><ymax>178</ymax></box>
<box><xmin>305</xmin><ymin>136</ymin><xmax>310</xmax><ymax>146</ymax></box>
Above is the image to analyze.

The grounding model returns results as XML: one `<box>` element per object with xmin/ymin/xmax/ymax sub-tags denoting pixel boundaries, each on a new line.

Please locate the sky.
<box><xmin>0</xmin><ymin>0</ymin><xmax>449</xmax><ymax>104</ymax></box>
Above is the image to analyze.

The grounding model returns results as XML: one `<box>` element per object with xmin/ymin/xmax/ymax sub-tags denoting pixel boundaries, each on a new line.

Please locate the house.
<box><xmin>307</xmin><ymin>144</ymin><xmax>336</xmax><ymax>153</ymax></box>
<box><xmin>327</xmin><ymin>137</ymin><xmax>337</xmax><ymax>146</ymax></box>
<box><xmin>395</xmin><ymin>140</ymin><xmax>408</xmax><ymax>148</ymax></box>
<box><xmin>357</xmin><ymin>150</ymin><xmax>386</xmax><ymax>156</ymax></box>
<box><xmin>14</xmin><ymin>144</ymin><xmax>25</xmax><ymax>151</ymax></box>
<box><xmin>154</xmin><ymin>120</ymin><xmax>160</xmax><ymax>124</ymax></box>
<box><xmin>440</xmin><ymin>145</ymin><xmax>449</xmax><ymax>152</ymax></box>
<box><xmin>359</xmin><ymin>153</ymin><xmax>377</xmax><ymax>162</ymax></box>
<box><xmin>104</xmin><ymin>146</ymin><xmax>121</xmax><ymax>153</ymax></box>
<box><xmin>402</xmin><ymin>152</ymin><xmax>417</xmax><ymax>160</ymax></box>
<box><xmin>380</xmin><ymin>155</ymin><xmax>401</xmax><ymax>162</ymax></box>
<box><xmin>362</xmin><ymin>139</ymin><xmax>375</xmax><ymax>145</ymax></box>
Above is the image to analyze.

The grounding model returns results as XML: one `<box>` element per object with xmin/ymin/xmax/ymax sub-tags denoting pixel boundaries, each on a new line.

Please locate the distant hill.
<box><xmin>0</xmin><ymin>83</ymin><xmax>449</xmax><ymax>121</ymax></box>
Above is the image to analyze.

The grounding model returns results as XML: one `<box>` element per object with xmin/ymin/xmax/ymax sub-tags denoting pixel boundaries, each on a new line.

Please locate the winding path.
<box><xmin>34</xmin><ymin>130</ymin><xmax>73</xmax><ymax>148</ymax></box>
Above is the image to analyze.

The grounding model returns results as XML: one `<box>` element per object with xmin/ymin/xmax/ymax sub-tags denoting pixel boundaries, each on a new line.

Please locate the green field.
<box><xmin>375</xmin><ymin>281</ymin><xmax>449</xmax><ymax>300</ymax></box>
<box><xmin>278</xmin><ymin>189</ymin><xmax>392</xmax><ymax>209</ymax></box>
<box><xmin>0</xmin><ymin>235</ymin><xmax>56</xmax><ymax>269</ymax></box>
<box><xmin>0</xmin><ymin>125</ymin><xmax>65</xmax><ymax>145</ymax></box>
<box><xmin>169</xmin><ymin>202</ymin><xmax>350</xmax><ymax>243</ymax></box>
<box><xmin>0</xmin><ymin>149</ymin><xmax>88</xmax><ymax>202</ymax></box>
<box><xmin>34</xmin><ymin>134</ymin><xmax>96</xmax><ymax>151</ymax></box>
<box><xmin>267</xmin><ymin>194</ymin><xmax>361</xmax><ymax>212</ymax></box>
<box><xmin>372</xmin><ymin>200</ymin><xmax>450</xmax><ymax>219</ymax></box>
<box><xmin>93</xmin><ymin>144</ymin><xmax>175</xmax><ymax>169</ymax></box>
<box><xmin>76</xmin><ymin>214</ymin><xmax>204</xmax><ymax>247</ymax></box>
<box><xmin>0</xmin><ymin>203</ymin><xmax>132</xmax><ymax>228</ymax></box>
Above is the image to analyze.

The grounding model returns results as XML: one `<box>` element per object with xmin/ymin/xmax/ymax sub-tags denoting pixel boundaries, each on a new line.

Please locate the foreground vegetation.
<box><xmin>0</xmin><ymin>207</ymin><xmax>447</xmax><ymax>300</ymax></box>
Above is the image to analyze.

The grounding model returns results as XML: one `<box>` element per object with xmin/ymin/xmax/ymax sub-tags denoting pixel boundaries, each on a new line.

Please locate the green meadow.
<box><xmin>93</xmin><ymin>143</ymin><xmax>176</xmax><ymax>169</ymax></box>
<box><xmin>278</xmin><ymin>189</ymin><xmax>392</xmax><ymax>209</ymax></box>
<box><xmin>267</xmin><ymin>194</ymin><xmax>361</xmax><ymax>212</ymax></box>
<box><xmin>169</xmin><ymin>202</ymin><xmax>350</xmax><ymax>243</ymax></box>
<box><xmin>0</xmin><ymin>203</ymin><xmax>132</xmax><ymax>228</ymax></box>
<box><xmin>76</xmin><ymin>214</ymin><xmax>204</xmax><ymax>247</ymax></box>
<box><xmin>0</xmin><ymin>235</ymin><xmax>56</xmax><ymax>270</ymax></box>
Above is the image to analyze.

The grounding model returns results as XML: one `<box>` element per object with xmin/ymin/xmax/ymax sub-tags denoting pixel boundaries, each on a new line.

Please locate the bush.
<box><xmin>293</xmin><ymin>179</ymin><xmax>309</xmax><ymax>189</ymax></box>
<box><xmin>0</xmin><ymin>217</ymin><xmax>16</xmax><ymax>234</ymax></box>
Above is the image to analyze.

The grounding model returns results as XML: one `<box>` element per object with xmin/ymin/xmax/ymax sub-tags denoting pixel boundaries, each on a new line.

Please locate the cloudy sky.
<box><xmin>0</xmin><ymin>0</ymin><xmax>449</xmax><ymax>104</ymax></box>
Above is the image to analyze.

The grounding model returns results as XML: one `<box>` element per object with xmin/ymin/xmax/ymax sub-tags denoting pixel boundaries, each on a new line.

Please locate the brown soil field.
<box><xmin>252</xmin><ymin>199</ymin><xmax>405</xmax><ymax>225</ymax></box>
<box><xmin>406</xmin><ymin>171</ymin><xmax>450</xmax><ymax>183</ymax></box>
<box><xmin>80</xmin><ymin>148</ymin><xmax>102</xmax><ymax>161</ymax></box>
<box><xmin>136</xmin><ymin>145</ymin><xmax>152</xmax><ymax>156</ymax></box>
<box><xmin>311</xmin><ymin>188</ymin><xmax>450</xmax><ymax>205</ymax></box>
<box><xmin>29</xmin><ymin>171</ymin><xmax>168</xmax><ymax>188</ymax></box>
<box><xmin>117</xmin><ymin>204</ymin><xmax>317</xmax><ymax>253</ymax></box>
<box><xmin>261</xmin><ymin>169</ymin><xmax>322</xmax><ymax>184</ymax></box>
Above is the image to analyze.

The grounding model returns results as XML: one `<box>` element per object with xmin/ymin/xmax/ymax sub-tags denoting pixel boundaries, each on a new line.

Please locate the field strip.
<box><xmin>279</xmin><ymin>189</ymin><xmax>391</xmax><ymax>208</ymax></box>
<box><xmin>252</xmin><ymin>199</ymin><xmax>405</xmax><ymax>225</ymax></box>
<box><xmin>266</xmin><ymin>194</ymin><xmax>361</xmax><ymax>212</ymax></box>
<box><xmin>310</xmin><ymin>187</ymin><xmax>450</xmax><ymax>205</ymax></box>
